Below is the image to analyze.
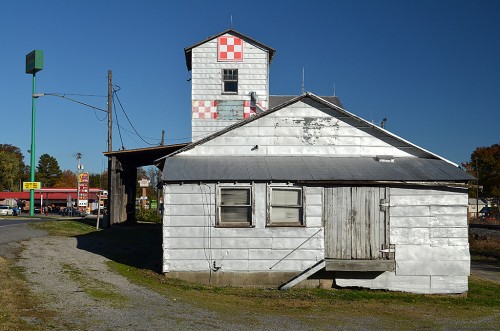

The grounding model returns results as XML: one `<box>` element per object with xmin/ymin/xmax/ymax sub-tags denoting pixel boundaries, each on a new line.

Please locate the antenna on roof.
<box><xmin>333</xmin><ymin>83</ymin><xmax>336</xmax><ymax>96</ymax></box>
<box><xmin>230</xmin><ymin>15</ymin><xmax>233</xmax><ymax>29</ymax></box>
<box><xmin>301</xmin><ymin>67</ymin><xmax>305</xmax><ymax>94</ymax></box>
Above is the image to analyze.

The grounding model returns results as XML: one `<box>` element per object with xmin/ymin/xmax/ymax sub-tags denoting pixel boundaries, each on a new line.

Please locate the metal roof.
<box><xmin>161</xmin><ymin>156</ymin><xmax>474</xmax><ymax>183</ymax></box>
<box><xmin>104</xmin><ymin>143</ymin><xmax>189</xmax><ymax>168</ymax></box>
<box><xmin>184</xmin><ymin>28</ymin><xmax>276</xmax><ymax>71</ymax></box>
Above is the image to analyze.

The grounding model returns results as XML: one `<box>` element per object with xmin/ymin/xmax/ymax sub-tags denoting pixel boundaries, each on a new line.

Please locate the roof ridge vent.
<box><xmin>376</xmin><ymin>155</ymin><xmax>395</xmax><ymax>163</ymax></box>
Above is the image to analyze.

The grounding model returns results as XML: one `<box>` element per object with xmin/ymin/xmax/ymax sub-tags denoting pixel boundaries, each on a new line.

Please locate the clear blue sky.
<box><xmin>1</xmin><ymin>0</ymin><xmax>499</xmax><ymax>174</ymax></box>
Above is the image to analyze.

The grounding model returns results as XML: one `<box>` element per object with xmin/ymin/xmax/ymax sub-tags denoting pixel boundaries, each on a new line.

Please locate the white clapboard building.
<box><xmin>158</xmin><ymin>29</ymin><xmax>474</xmax><ymax>293</ymax></box>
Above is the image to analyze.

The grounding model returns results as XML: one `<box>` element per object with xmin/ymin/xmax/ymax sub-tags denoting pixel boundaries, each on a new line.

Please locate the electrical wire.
<box><xmin>113</xmin><ymin>96</ymin><xmax>126</xmax><ymax>150</ymax></box>
<box><xmin>113</xmin><ymin>89</ymin><xmax>157</xmax><ymax>146</ymax></box>
<box><xmin>43</xmin><ymin>92</ymin><xmax>107</xmax><ymax>98</ymax></box>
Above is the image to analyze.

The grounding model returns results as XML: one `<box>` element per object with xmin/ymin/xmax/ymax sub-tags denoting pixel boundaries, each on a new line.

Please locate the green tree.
<box><xmin>463</xmin><ymin>144</ymin><xmax>500</xmax><ymax>204</ymax></box>
<box><xmin>36</xmin><ymin>154</ymin><xmax>62</xmax><ymax>188</ymax></box>
<box><xmin>0</xmin><ymin>144</ymin><xmax>25</xmax><ymax>191</ymax></box>
<box><xmin>89</xmin><ymin>172</ymin><xmax>107</xmax><ymax>189</ymax></box>
<box><xmin>0</xmin><ymin>151</ymin><xmax>21</xmax><ymax>191</ymax></box>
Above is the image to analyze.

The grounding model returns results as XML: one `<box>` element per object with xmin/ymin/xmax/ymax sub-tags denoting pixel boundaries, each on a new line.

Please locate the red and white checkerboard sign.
<box><xmin>192</xmin><ymin>100</ymin><xmax>217</xmax><ymax>119</ymax></box>
<box><xmin>243</xmin><ymin>100</ymin><xmax>268</xmax><ymax>119</ymax></box>
<box><xmin>218</xmin><ymin>36</ymin><xmax>243</xmax><ymax>61</ymax></box>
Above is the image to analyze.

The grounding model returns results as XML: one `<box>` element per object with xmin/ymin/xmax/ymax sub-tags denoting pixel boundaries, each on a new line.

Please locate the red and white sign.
<box><xmin>218</xmin><ymin>36</ymin><xmax>243</xmax><ymax>61</ymax></box>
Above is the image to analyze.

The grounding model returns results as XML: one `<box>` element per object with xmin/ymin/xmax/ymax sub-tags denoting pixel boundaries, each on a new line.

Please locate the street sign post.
<box><xmin>26</xmin><ymin>50</ymin><xmax>43</xmax><ymax>216</ymax></box>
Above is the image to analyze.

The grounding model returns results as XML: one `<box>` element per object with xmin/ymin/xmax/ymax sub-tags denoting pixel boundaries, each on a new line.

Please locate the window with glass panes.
<box><xmin>268</xmin><ymin>187</ymin><xmax>303</xmax><ymax>226</ymax></box>
<box><xmin>218</xmin><ymin>187</ymin><xmax>252</xmax><ymax>226</ymax></box>
<box><xmin>222</xmin><ymin>69</ymin><xmax>238</xmax><ymax>93</ymax></box>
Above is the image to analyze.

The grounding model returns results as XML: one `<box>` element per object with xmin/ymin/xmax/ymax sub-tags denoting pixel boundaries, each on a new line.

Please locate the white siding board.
<box><xmin>396</xmin><ymin>261</ymin><xmax>470</xmax><ymax>276</ymax></box>
<box><xmin>335</xmin><ymin>273</ymin><xmax>432</xmax><ymax>294</ymax></box>
<box><xmin>395</xmin><ymin>245</ymin><xmax>470</xmax><ymax>261</ymax></box>
<box><xmin>430</xmin><ymin>276</ymin><xmax>468</xmax><ymax>293</ymax></box>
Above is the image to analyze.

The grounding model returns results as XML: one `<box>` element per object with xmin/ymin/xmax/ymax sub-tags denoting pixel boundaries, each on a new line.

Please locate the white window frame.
<box><xmin>222</xmin><ymin>69</ymin><xmax>238</xmax><ymax>94</ymax></box>
<box><xmin>216</xmin><ymin>186</ymin><xmax>253</xmax><ymax>227</ymax></box>
<box><xmin>267</xmin><ymin>186</ymin><xmax>304</xmax><ymax>227</ymax></box>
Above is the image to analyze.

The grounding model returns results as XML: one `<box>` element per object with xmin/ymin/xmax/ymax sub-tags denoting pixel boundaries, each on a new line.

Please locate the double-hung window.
<box><xmin>268</xmin><ymin>187</ymin><xmax>304</xmax><ymax>226</ymax></box>
<box><xmin>222</xmin><ymin>69</ymin><xmax>238</xmax><ymax>94</ymax></box>
<box><xmin>218</xmin><ymin>187</ymin><xmax>252</xmax><ymax>227</ymax></box>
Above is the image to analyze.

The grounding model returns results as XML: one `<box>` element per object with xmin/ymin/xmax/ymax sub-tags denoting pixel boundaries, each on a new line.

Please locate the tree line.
<box><xmin>0</xmin><ymin>144</ymin><xmax>107</xmax><ymax>191</ymax></box>
<box><xmin>0</xmin><ymin>143</ymin><xmax>161</xmax><ymax>202</ymax></box>
<box><xmin>462</xmin><ymin>143</ymin><xmax>500</xmax><ymax>206</ymax></box>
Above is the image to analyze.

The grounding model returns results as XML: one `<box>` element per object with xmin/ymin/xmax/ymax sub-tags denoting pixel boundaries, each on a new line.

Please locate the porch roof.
<box><xmin>161</xmin><ymin>156</ymin><xmax>474</xmax><ymax>183</ymax></box>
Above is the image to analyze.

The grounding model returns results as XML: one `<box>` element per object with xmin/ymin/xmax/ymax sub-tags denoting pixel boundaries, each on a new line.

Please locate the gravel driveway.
<box><xmin>11</xmin><ymin>225</ymin><xmax>313</xmax><ymax>331</ymax></box>
<box><xmin>3</xmin><ymin>223</ymin><xmax>499</xmax><ymax>330</ymax></box>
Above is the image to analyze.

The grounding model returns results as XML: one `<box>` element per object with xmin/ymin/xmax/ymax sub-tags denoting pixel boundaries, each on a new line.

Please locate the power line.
<box><xmin>112</xmin><ymin>89</ymin><xmax>157</xmax><ymax>146</ymax></box>
<box><xmin>43</xmin><ymin>92</ymin><xmax>107</xmax><ymax>98</ymax></box>
<box><xmin>113</xmin><ymin>97</ymin><xmax>125</xmax><ymax>150</ymax></box>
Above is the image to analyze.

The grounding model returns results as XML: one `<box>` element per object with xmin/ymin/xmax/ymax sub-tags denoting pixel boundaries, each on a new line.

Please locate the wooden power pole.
<box><xmin>105</xmin><ymin>70</ymin><xmax>113</xmax><ymax>228</ymax></box>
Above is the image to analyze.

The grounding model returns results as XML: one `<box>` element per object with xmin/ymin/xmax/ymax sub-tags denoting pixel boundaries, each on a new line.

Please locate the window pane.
<box><xmin>272</xmin><ymin>189</ymin><xmax>301</xmax><ymax>206</ymax></box>
<box><xmin>271</xmin><ymin>207</ymin><xmax>300</xmax><ymax>223</ymax></box>
<box><xmin>221</xmin><ymin>189</ymin><xmax>249</xmax><ymax>205</ymax></box>
<box><xmin>224</xmin><ymin>81</ymin><xmax>238</xmax><ymax>93</ymax></box>
<box><xmin>221</xmin><ymin>206</ymin><xmax>250</xmax><ymax>223</ymax></box>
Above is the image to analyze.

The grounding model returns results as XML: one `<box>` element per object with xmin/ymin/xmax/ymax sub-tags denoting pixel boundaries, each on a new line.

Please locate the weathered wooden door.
<box><xmin>324</xmin><ymin>187</ymin><xmax>389</xmax><ymax>260</ymax></box>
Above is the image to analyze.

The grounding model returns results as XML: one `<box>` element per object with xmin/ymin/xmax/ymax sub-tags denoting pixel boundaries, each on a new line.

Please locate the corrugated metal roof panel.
<box><xmin>162</xmin><ymin>156</ymin><xmax>474</xmax><ymax>183</ymax></box>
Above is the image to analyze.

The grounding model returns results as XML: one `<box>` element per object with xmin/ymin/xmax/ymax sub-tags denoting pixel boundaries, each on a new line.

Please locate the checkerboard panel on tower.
<box><xmin>243</xmin><ymin>100</ymin><xmax>268</xmax><ymax>119</ymax></box>
<box><xmin>192</xmin><ymin>100</ymin><xmax>217</xmax><ymax>119</ymax></box>
<box><xmin>218</xmin><ymin>36</ymin><xmax>243</xmax><ymax>61</ymax></box>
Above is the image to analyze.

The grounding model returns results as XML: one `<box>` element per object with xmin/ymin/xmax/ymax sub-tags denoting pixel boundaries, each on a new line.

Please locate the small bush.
<box><xmin>135</xmin><ymin>208</ymin><xmax>161</xmax><ymax>223</ymax></box>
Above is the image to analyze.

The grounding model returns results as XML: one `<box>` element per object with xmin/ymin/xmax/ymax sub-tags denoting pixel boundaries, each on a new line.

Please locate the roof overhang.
<box><xmin>161</xmin><ymin>156</ymin><xmax>475</xmax><ymax>184</ymax></box>
<box><xmin>104</xmin><ymin>143</ymin><xmax>189</xmax><ymax>168</ymax></box>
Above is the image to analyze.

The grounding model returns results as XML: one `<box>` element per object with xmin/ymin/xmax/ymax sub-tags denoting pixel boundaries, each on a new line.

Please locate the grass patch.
<box><xmin>61</xmin><ymin>263</ymin><xmax>127</xmax><ymax>308</ymax></box>
<box><xmin>26</xmin><ymin>220</ymin><xmax>500</xmax><ymax>329</ymax></box>
<box><xmin>30</xmin><ymin>219</ymin><xmax>99</xmax><ymax>237</ymax></box>
<box><xmin>108</xmin><ymin>261</ymin><xmax>500</xmax><ymax>330</ymax></box>
<box><xmin>0</xmin><ymin>256</ymin><xmax>58</xmax><ymax>330</ymax></box>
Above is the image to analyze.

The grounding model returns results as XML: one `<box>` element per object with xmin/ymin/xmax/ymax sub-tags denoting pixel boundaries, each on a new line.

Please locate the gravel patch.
<box><xmin>15</xmin><ymin>235</ymin><xmax>316</xmax><ymax>331</ymax></box>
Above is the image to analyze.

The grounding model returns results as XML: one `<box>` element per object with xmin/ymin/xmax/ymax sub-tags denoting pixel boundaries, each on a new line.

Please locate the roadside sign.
<box><xmin>79</xmin><ymin>173</ymin><xmax>89</xmax><ymax>183</ymax></box>
<box><xmin>23</xmin><ymin>182</ymin><xmax>41</xmax><ymax>190</ymax></box>
<box><xmin>139</xmin><ymin>178</ymin><xmax>150</xmax><ymax>187</ymax></box>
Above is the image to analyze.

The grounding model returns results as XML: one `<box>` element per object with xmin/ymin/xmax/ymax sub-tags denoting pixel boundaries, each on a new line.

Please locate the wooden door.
<box><xmin>324</xmin><ymin>187</ymin><xmax>389</xmax><ymax>260</ymax></box>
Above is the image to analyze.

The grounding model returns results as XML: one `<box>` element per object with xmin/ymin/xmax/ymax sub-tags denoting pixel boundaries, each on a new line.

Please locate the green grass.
<box><xmin>27</xmin><ymin>220</ymin><xmax>500</xmax><ymax>330</ymax></box>
<box><xmin>61</xmin><ymin>263</ymin><xmax>127</xmax><ymax>308</ymax></box>
<box><xmin>30</xmin><ymin>219</ymin><xmax>99</xmax><ymax>237</ymax></box>
<box><xmin>107</xmin><ymin>261</ymin><xmax>500</xmax><ymax>329</ymax></box>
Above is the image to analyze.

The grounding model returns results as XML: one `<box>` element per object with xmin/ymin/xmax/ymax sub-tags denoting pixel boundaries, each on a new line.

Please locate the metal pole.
<box><xmin>29</xmin><ymin>73</ymin><xmax>37</xmax><ymax>216</ymax></box>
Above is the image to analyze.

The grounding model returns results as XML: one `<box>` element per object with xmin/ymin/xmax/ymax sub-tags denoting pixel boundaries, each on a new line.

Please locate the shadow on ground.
<box><xmin>74</xmin><ymin>222</ymin><xmax>163</xmax><ymax>273</ymax></box>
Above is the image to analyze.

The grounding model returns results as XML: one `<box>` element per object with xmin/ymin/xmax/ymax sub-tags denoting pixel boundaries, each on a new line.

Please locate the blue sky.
<box><xmin>1</xmin><ymin>0</ymin><xmax>499</xmax><ymax>174</ymax></box>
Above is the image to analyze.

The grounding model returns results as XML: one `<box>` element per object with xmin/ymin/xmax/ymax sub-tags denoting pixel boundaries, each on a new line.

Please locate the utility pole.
<box><xmin>106</xmin><ymin>70</ymin><xmax>113</xmax><ymax>228</ymax></box>
<box><xmin>108</xmin><ymin>70</ymin><xmax>112</xmax><ymax>153</ymax></box>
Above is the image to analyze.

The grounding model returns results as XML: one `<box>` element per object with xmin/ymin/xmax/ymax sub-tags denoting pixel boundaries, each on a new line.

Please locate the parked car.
<box><xmin>0</xmin><ymin>205</ymin><xmax>14</xmax><ymax>216</ymax></box>
<box><xmin>60</xmin><ymin>207</ymin><xmax>85</xmax><ymax>217</ymax></box>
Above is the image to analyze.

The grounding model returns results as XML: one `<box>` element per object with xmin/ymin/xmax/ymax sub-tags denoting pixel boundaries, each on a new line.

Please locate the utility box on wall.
<box><xmin>25</xmin><ymin>50</ymin><xmax>44</xmax><ymax>74</ymax></box>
